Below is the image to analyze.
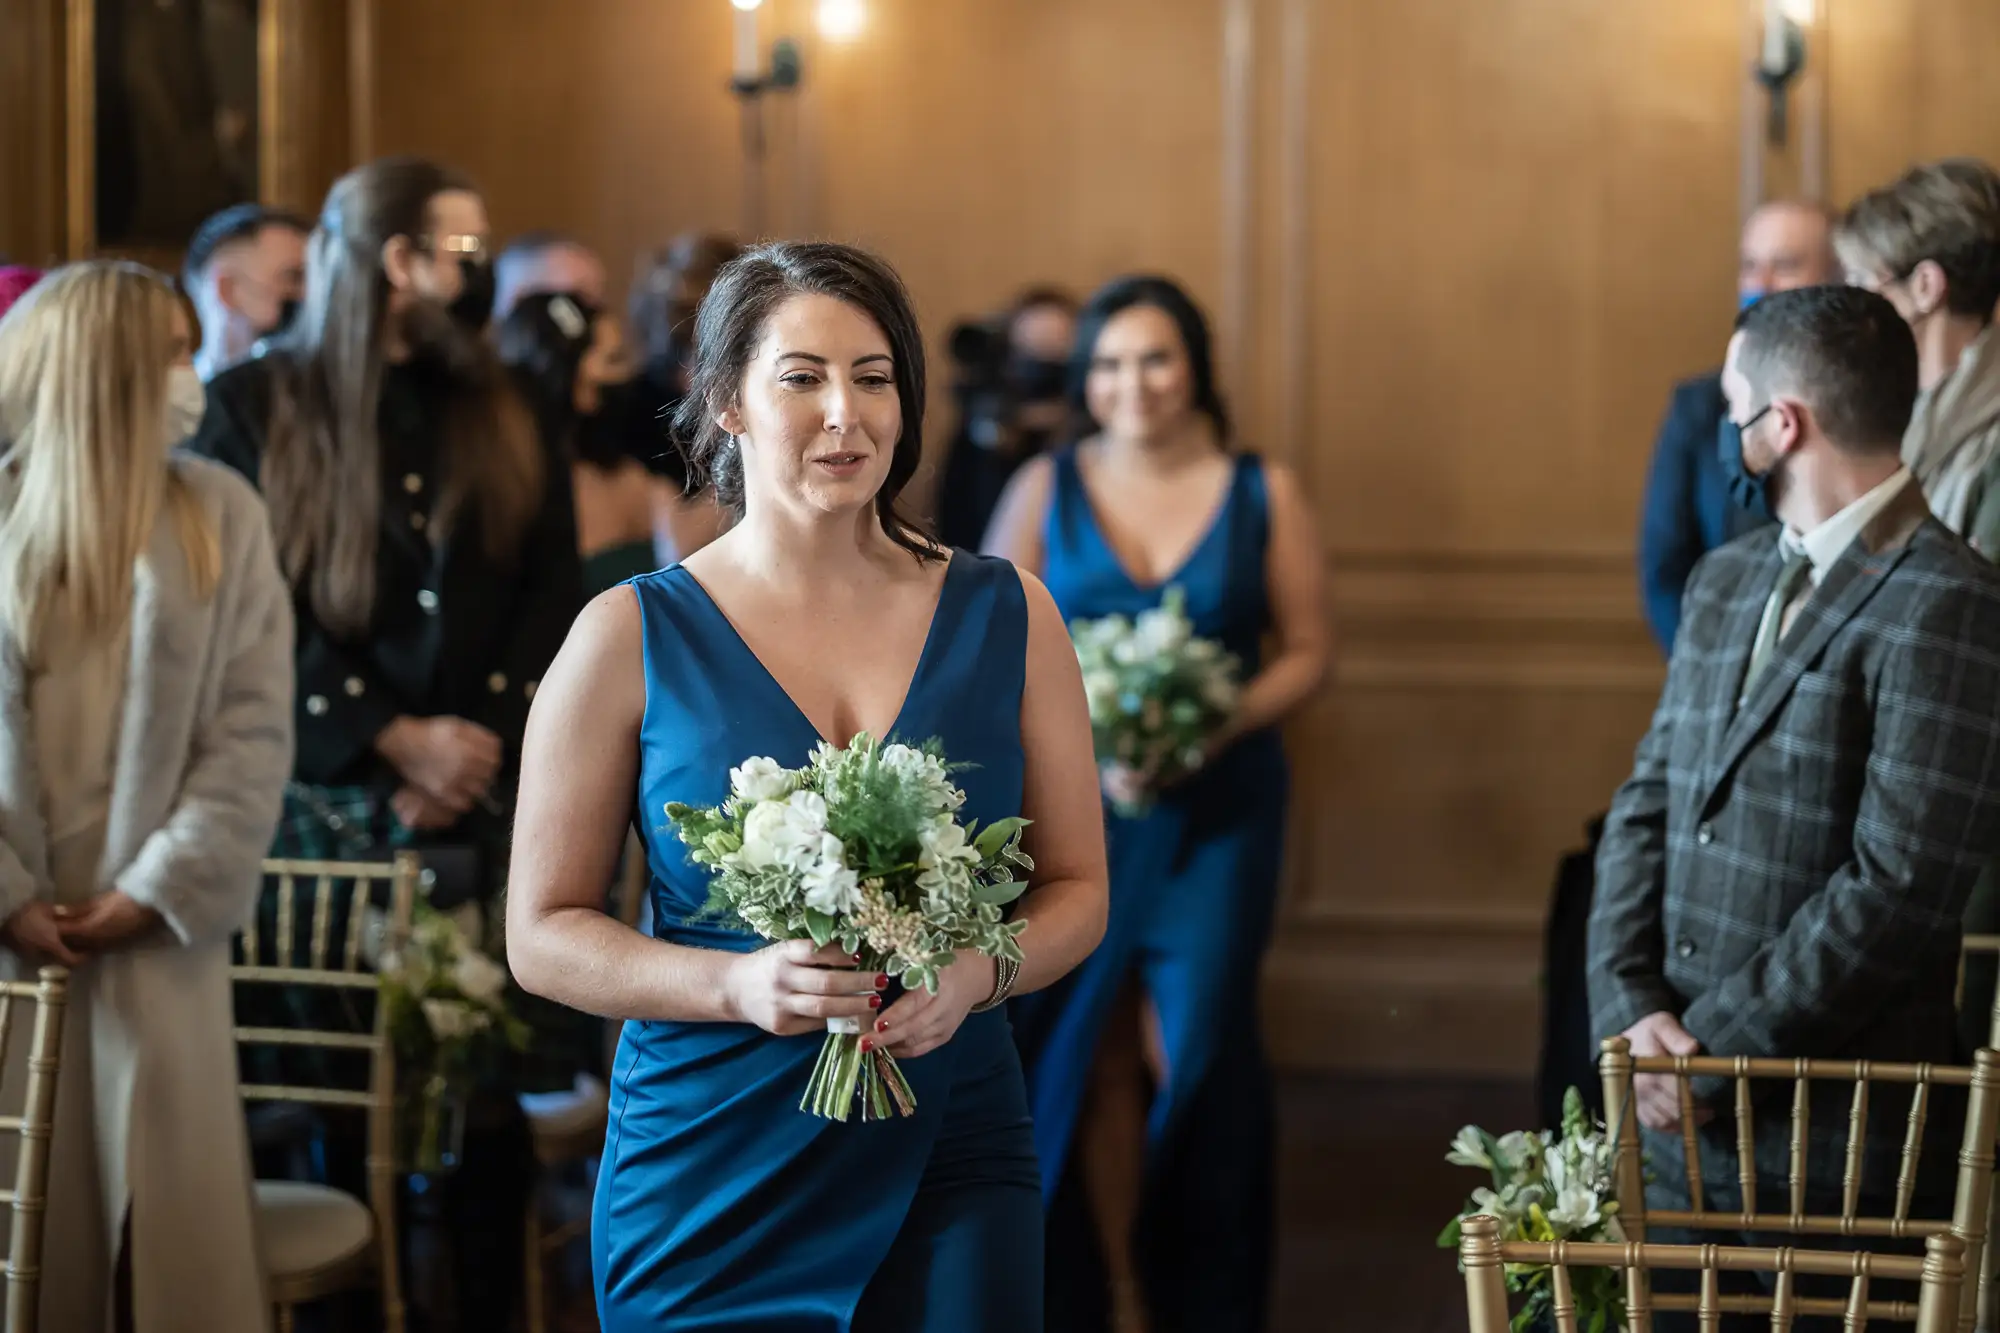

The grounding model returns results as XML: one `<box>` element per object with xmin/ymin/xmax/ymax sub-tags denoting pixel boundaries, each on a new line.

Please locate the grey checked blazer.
<box><xmin>1588</xmin><ymin>476</ymin><xmax>2000</xmax><ymax>1216</ymax></box>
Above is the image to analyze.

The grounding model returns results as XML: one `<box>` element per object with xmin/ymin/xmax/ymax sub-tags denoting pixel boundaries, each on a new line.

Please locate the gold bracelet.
<box><xmin>971</xmin><ymin>954</ymin><xmax>1021</xmax><ymax>1013</ymax></box>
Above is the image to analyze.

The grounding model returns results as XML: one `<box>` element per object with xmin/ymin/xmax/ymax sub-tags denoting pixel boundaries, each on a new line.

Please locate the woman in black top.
<box><xmin>185</xmin><ymin>154</ymin><xmax>582</xmax><ymax>1329</ymax></box>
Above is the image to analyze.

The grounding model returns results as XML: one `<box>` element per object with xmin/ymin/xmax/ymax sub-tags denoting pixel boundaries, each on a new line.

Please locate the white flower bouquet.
<box><xmin>378</xmin><ymin>901</ymin><xmax>529</xmax><ymax>1174</ymax></box>
<box><xmin>666</xmin><ymin>733</ymin><xmax>1031</xmax><ymax>1123</ymax></box>
<box><xmin>1070</xmin><ymin>585</ymin><xmax>1240</xmax><ymax>817</ymax></box>
<box><xmin>1437</xmin><ymin>1088</ymin><xmax>1626</xmax><ymax>1333</ymax></box>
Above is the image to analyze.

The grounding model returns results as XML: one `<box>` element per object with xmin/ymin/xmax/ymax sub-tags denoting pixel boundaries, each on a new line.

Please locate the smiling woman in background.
<box><xmin>986</xmin><ymin>273</ymin><xmax>1329</xmax><ymax>1333</ymax></box>
<box><xmin>0</xmin><ymin>260</ymin><xmax>292</xmax><ymax>1332</ymax></box>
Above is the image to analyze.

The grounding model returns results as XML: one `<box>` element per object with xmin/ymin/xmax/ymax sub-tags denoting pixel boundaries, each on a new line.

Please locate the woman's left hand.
<box><xmin>55</xmin><ymin>892</ymin><xmax>163</xmax><ymax>953</ymax></box>
<box><xmin>874</xmin><ymin>953</ymin><xmax>998</xmax><ymax>1059</ymax></box>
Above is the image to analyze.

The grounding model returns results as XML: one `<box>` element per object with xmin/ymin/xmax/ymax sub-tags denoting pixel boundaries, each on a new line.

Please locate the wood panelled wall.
<box><xmin>8</xmin><ymin>1</ymin><xmax>2000</xmax><ymax>1071</ymax></box>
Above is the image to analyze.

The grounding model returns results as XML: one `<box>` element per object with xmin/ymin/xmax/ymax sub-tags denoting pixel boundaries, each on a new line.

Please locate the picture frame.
<box><xmin>63</xmin><ymin>0</ymin><xmax>303</xmax><ymax>259</ymax></box>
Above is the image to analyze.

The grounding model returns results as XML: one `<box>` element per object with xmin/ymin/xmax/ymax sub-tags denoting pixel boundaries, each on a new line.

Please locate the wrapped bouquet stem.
<box><xmin>668</xmin><ymin>734</ymin><xmax>1032</xmax><ymax>1122</ymax></box>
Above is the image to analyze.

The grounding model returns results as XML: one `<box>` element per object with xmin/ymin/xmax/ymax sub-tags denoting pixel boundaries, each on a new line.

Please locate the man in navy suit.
<box><xmin>1639</xmin><ymin>202</ymin><xmax>1839</xmax><ymax>652</ymax></box>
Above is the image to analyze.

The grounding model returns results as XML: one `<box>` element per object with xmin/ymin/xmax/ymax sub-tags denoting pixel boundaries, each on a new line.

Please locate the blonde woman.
<box><xmin>0</xmin><ymin>262</ymin><xmax>293</xmax><ymax>1332</ymax></box>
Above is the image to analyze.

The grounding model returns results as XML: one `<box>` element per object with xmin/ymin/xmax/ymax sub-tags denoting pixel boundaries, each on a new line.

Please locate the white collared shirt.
<box><xmin>1758</xmin><ymin>467</ymin><xmax>1912</xmax><ymax>642</ymax></box>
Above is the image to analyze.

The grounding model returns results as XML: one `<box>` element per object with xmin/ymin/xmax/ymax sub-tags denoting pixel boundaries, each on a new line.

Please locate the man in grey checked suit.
<box><xmin>1588</xmin><ymin>286</ymin><xmax>2000</xmax><ymax>1315</ymax></box>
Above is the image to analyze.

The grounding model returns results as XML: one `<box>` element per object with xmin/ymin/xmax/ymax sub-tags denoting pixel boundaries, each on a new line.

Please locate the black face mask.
<box><xmin>266</xmin><ymin>297</ymin><xmax>301</xmax><ymax>341</ymax></box>
<box><xmin>576</xmin><ymin>379</ymin><xmax>649</xmax><ymax>467</ymax></box>
<box><xmin>1008</xmin><ymin>355</ymin><xmax>1069</xmax><ymax>403</ymax></box>
<box><xmin>450</xmin><ymin>258</ymin><xmax>496</xmax><ymax>330</ymax></box>
<box><xmin>1717</xmin><ymin>406</ymin><xmax>1779</xmax><ymax>522</ymax></box>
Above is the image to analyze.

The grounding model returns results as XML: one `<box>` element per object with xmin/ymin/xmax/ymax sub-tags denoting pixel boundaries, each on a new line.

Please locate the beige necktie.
<box><xmin>1740</xmin><ymin>550</ymin><xmax>1812</xmax><ymax>705</ymax></box>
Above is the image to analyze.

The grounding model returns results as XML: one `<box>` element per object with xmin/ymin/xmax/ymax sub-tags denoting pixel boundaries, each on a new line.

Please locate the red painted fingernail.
<box><xmin>875</xmin><ymin>1019</ymin><xmax>888</xmax><ymax>1034</ymax></box>
<box><xmin>859</xmin><ymin>1037</ymin><xmax>874</xmax><ymax>1054</ymax></box>
<box><xmin>868</xmin><ymin>995</ymin><xmax>882</xmax><ymax>1010</ymax></box>
<box><xmin>874</xmin><ymin>973</ymin><xmax>889</xmax><ymax>989</ymax></box>
<box><xmin>851</xmin><ymin>954</ymin><xmax>863</xmax><ymax>964</ymax></box>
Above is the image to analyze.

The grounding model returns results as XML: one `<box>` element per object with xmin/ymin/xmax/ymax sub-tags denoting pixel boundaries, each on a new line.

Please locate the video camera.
<box><xmin>947</xmin><ymin>315</ymin><xmax>1013</xmax><ymax>449</ymax></box>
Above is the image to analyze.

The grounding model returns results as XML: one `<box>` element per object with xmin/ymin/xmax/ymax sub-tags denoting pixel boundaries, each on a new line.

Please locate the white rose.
<box><xmin>1082</xmin><ymin>669</ymin><xmax>1120</xmax><ymax>706</ymax></box>
<box><xmin>729</xmin><ymin>756</ymin><xmax>795</xmax><ymax>803</ymax></box>
<box><xmin>422</xmin><ymin>998</ymin><xmax>479</xmax><ymax>1041</ymax></box>
<box><xmin>449</xmin><ymin>947</ymin><xmax>510</xmax><ymax>1007</ymax></box>
<box><xmin>784</xmin><ymin>790</ymin><xmax>829</xmax><ymax>832</ymax></box>
<box><xmin>737</xmin><ymin>800</ymin><xmax>794</xmax><ymax>869</ymax></box>
<box><xmin>879</xmin><ymin>743</ymin><xmax>923</xmax><ymax>774</ymax></box>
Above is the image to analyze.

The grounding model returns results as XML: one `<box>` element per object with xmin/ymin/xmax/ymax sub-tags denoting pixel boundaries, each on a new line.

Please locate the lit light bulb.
<box><xmin>731</xmin><ymin>0</ymin><xmax>762</xmax><ymax>11</ymax></box>
<box><xmin>1779</xmin><ymin>0</ymin><xmax>1814</xmax><ymax>21</ymax></box>
<box><xmin>818</xmin><ymin>0</ymin><xmax>865</xmax><ymax>41</ymax></box>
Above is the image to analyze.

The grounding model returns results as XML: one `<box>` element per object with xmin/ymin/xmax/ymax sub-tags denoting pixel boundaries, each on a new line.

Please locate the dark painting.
<box><xmin>95</xmin><ymin>0</ymin><xmax>259</xmax><ymax>249</ymax></box>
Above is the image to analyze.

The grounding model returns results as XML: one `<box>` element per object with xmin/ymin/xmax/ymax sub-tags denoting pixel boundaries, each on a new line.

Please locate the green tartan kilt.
<box><xmin>239</xmin><ymin>784</ymin><xmax>606</xmax><ymax>1097</ymax></box>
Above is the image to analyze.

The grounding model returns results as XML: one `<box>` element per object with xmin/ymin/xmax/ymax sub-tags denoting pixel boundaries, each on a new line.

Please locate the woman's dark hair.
<box><xmin>496</xmin><ymin>290</ymin><xmax>594</xmax><ymax>438</ymax></box>
<box><xmin>671</xmin><ymin>241</ymin><xmax>937</xmax><ymax>561</ymax></box>
<box><xmin>263</xmin><ymin>155</ymin><xmax>543</xmax><ymax>634</ymax></box>
<box><xmin>1068</xmin><ymin>274</ymin><xmax>1231</xmax><ymax>445</ymax></box>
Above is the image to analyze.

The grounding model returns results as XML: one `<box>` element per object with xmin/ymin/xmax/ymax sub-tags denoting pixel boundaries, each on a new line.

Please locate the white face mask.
<box><xmin>163</xmin><ymin>365</ymin><xmax>206</xmax><ymax>447</ymax></box>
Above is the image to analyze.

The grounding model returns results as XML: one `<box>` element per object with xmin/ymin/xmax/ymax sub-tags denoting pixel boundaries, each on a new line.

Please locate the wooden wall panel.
<box><xmin>1300</xmin><ymin>0</ymin><xmax>1745</xmax><ymax>556</ymax></box>
<box><xmin>1824</xmin><ymin>3</ymin><xmax>2000</xmax><ymax>205</ymax></box>
<box><xmin>1250</xmin><ymin>0</ymin><xmax>1737</xmax><ymax>1070</ymax></box>
<box><xmin>0</xmin><ymin>0</ymin><xmax>65</xmax><ymax>265</ymax></box>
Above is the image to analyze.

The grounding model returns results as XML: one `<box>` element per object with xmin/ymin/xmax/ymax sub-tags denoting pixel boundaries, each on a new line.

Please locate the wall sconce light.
<box><xmin>1757</xmin><ymin>0</ymin><xmax>1809</xmax><ymax>146</ymax></box>
<box><xmin>817</xmin><ymin>0</ymin><xmax>866</xmax><ymax>43</ymax></box>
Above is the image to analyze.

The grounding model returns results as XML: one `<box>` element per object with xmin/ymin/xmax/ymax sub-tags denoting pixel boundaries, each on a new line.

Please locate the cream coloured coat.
<box><xmin>0</xmin><ymin>457</ymin><xmax>293</xmax><ymax>1331</ymax></box>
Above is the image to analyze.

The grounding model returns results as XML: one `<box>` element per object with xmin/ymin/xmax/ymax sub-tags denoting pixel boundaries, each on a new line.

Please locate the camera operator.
<box><xmin>936</xmin><ymin>286</ymin><xmax>1077</xmax><ymax>549</ymax></box>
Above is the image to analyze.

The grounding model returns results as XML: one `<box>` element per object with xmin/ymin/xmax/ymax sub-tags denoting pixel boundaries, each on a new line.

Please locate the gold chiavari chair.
<box><xmin>1459</xmin><ymin>1213</ymin><xmax>1964</xmax><ymax>1332</ymax></box>
<box><xmin>1600</xmin><ymin>1037</ymin><xmax>2000</xmax><ymax>1329</ymax></box>
<box><xmin>1956</xmin><ymin>935</ymin><xmax>2000</xmax><ymax>1052</ymax></box>
<box><xmin>522</xmin><ymin>828</ymin><xmax>650</xmax><ymax>1333</ymax></box>
<box><xmin>0</xmin><ymin>967</ymin><xmax>67</xmax><ymax>1333</ymax></box>
<box><xmin>1958</xmin><ymin>931</ymin><xmax>2000</xmax><ymax>1331</ymax></box>
<box><xmin>235</xmin><ymin>854</ymin><xmax>417</xmax><ymax>1333</ymax></box>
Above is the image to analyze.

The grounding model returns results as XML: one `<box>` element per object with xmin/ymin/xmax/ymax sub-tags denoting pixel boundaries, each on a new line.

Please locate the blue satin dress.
<box><xmin>594</xmin><ymin>551</ymin><xmax>1044</xmax><ymax>1331</ymax></box>
<box><xmin>1011</xmin><ymin>448</ymin><xmax>1287</xmax><ymax>1332</ymax></box>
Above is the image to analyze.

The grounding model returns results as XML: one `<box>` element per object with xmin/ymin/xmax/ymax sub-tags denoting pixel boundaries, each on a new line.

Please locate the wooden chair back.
<box><xmin>233</xmin><ymin>854</ymin><xmax>418</xmax><ymax>1333</ymax></box>
<box><xmin>1958</xmin><ymin>934</ymin><xmax>2000</xmax><ymax>1051</ymax></box>
<box><xmin>0</xmin><ymin>967</ymin><xmax>66</xmax><ymax>1333</ymax></box>
<box><xmin>1459</xmin><ymin>1214</ymin><xmax>1964</xmax><ymax>1331</ymax></box>
<box><xmin>1600</xmin><ymin>1038</ymin><xmax>2000</xmax><ymax>1329</ymax></box>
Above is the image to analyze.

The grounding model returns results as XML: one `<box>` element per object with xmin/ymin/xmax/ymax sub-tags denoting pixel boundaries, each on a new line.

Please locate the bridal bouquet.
<box><xmin>1437</xmin><ymin>1088</ymin><xmax>1626</xmax><ymax>1333</ymax></box>
<box><xmin>376</xmin><ymin>901</ymin><xmax>530</xmax><ymax>1174</ymax></box>
<box><xmin>1071</xmin><ymin>586</ymin><xmax>1241</xmax><ymax>816</ymax></box>
<box><xmin>666</xmin><ymin>734</ymin><xmax>1032</xmax><ymax>1122</ymax></box>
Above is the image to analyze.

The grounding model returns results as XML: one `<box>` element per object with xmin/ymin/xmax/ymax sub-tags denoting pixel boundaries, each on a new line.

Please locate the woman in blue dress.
<box><xmin>985</xmin><ymin>275</ymin><xmax>1329</xmax><ymax>1333</ymax></box>
<box><xmin>504</xmin><ymin>241</ymin><xmax>1109</xmax><ymax>1332</ymax></box>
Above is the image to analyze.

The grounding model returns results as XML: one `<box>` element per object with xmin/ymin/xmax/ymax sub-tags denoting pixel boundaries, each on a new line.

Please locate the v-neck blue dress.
<box><xmin>594</xmin><ymin>550</ymin><xmax>1044</xmax><ymax>1331</ymax></box>
<box><xmin>1010</xmin><ymin>447</ymin><xmax>1287</xmax><ymax>1332</ymax></box>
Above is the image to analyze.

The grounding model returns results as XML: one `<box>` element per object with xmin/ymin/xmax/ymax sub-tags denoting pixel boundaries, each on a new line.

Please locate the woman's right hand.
<box><xmin>1</xmin><ymin>902</ymin><xmax>83</xmax><ymax>967</ymax></box>
<box><xmin>723</xmin><ymin>940</ymin><xmax>885</xmax><ymax>1037</ymax></box>
<box><xmin>375</xmin><ymin>715</ymin><xmax>503</xmax><ymax>813</ymax></box>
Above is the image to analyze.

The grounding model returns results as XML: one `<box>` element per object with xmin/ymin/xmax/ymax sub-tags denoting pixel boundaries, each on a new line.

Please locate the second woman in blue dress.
<box><xmin>987</xmin><ymin>275</ymin><xmax>1330</xmax><ymax>1333</ymax></box>
<box><xmin>505</xmin><ymin>241</ymin><xmax>1109</xmax><ymax>1331</ymax></box>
